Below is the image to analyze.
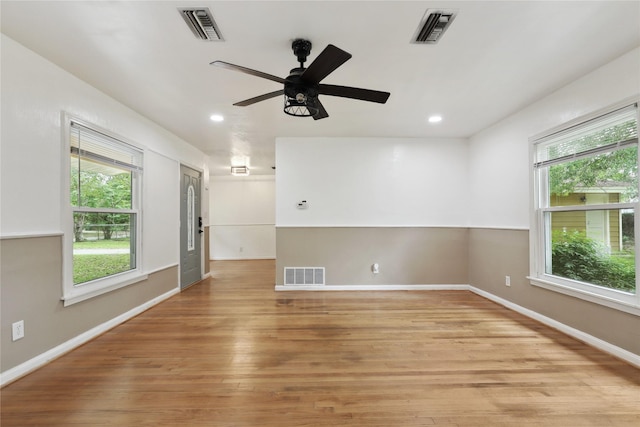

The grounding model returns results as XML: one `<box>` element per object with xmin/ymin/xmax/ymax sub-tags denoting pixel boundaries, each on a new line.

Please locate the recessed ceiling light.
<box><xmin>428</xmin><ymin>115</ymin><xmax>442</xmax><ymax>123</ymax></box>
<box><xmin>210</xmin><ymin>114</ymin><xmax>224</xmax><ymax>122</ymax></box>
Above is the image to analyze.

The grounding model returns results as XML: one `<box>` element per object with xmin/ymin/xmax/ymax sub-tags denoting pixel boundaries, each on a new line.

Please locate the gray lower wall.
<box><xmin>1</xmin><ymin>235</ymin><xmax>178</xmax><ymax>372</ymax></box>
<box><xmin>277</xmin><ymin>226</ymin><xmax>639</xmax><ymax>356</ymax></box>
<box><xmin>4</xmin><ymin>228</ymin><xmax>638</xmax><ymax>374</ymax></box>
<box><xmin>468</xmin><ymin>228</ymin><xmax>640</xmax><ymax>356</ymax></box>
<box><xmin>276</xmin><ymin>227</ymin><xmax>469</xmax><ymax>286</ymax></box>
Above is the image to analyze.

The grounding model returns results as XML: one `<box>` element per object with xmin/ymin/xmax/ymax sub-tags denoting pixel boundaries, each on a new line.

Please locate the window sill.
<box><xmin>62</xmin><ymin>272</ymin><xmax>149</xmax><ymax>307</ymax></box>
<box><xmin>528</xmin><ymin>276</ymin><xmax>640</xmax><ymax>317</ymax></box>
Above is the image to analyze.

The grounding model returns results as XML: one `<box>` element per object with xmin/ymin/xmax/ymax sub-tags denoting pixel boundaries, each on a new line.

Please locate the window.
<box><xmin>63</xmin><ymin>117</ymin><xmax>146</xmax><ymax>305</ymax></box>
<box><xmin>531</xmin><ymin>101</ymin><xmax>639</xmax><ymax>313</ymax></box>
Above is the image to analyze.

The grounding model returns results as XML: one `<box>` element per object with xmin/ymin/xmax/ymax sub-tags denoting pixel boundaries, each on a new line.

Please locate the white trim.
<box><xmin>275</xmin><ymin>225</ymin><xmax>471</xmax><ymax>228</ymax></box>
<box><xmin>211</xmin><ymin>175</ymin><xmax>275</xmax><ymax>182</ymax></box>
<box><xmin>0</xmin><ymin>288</ymin><xmax>179</xmax><ymax>387</ymax></box>
<box><xmin>71</xmin><ymin>207</ymin><xmax>138</xmax><ymax>214</ymax></box>
<box><xmin>469</xmin><ymin>286</ymin><xmax>640</xmax><ymax>369</ymax></box>
<box><xmin>466</xmin><ymin>225</ymin><xmax>530</xmax><ymax>231</ymax></box>
<box><xmin>0</xmin><ymin>232</ymin><xmax>63</xmax><ymax>240</ymax></box>
<box><xmin>62</xmin><ymin>272</ymin><xmax>149</xmax><ymax>307</ymax></box>
<box><xmin>62</xmin><ymin>264</ymin><xmax>179</xmax><ymax>306</ymax></box>
<box><xmin>575</xmin><ymin>186</ymin><xmax>628</xmax><ymax>193</ymax></box>
<box><xmin>212</xmin><ymin>256</ymin><xmax>275</xmax><ymax>261</ymax></box>
<box><xmin>528</xmin><ymin>276</ymin><xmax>640</xmax><ymax>316</ymax></box>
<box><xmin>542</xmin><ymin>202</ymin><xmax>636</xmax><ymax>213</ymax></box>
<box><xmin>275</xmin><ymin>284</ymin><xmax>469</xmax><ymax>291</ymax></box>
<box><xmin>146</xmin><ymin>263</ymin><xmax>179</xmax><ymax>276</ymax></box>
<box><xmin>179</xmin><ymin>161</ymin><xmax>204</xmax><ymax>176</ymax></box>
<box><xmin>212</xmin><ymin>223</ymin><xmax>275</xmax><ymax>227</ymax></box>
<box><xmin>275</xmin><ymin>225</ymin><xmax>530</xmax><ymax>230</ymax></box>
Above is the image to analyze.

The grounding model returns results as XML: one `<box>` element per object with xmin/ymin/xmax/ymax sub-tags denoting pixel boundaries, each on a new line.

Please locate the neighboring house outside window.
<box><xmin>530</xmin><ymin>100</ymin><xmax>639</xmax><ymax>314</ymax></box>
<box><xmin>62</xmin><ymin>116</ymin><xmax>146</xmax><ymax>306</ymax></box>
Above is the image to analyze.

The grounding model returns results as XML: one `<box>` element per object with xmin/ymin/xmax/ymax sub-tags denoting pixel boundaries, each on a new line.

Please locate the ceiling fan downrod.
<box><xmin>291</xmin><ymin>39</ymin><xmax>312</xmax><ymax>68</ymax></box>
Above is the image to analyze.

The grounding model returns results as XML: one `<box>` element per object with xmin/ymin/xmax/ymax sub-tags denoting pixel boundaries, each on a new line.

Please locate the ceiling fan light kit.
<box><xmin>283</xmin><ymin>97</ymin><xmax>319</xmax><ymax>117</ymax></box>
<box><xmin>211</xmin><ymin>39</ymin><xmax>390</xmax><ymax>120</ymax></box>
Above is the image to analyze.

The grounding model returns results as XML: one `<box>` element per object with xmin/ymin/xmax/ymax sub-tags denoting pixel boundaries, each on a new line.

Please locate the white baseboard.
<box><xmin>211</xmin><ymin>257</ymin><xmax>275</xmax><ymax>261</ymax></box>
<box><xmin>275</xmin><ymin>284</ymin><xmax>469</xmax><ymax>291</ymax></box>
<box><xmin>0</xmin><ymin>288</ymin><xmax>180</xmax><ymax>387</ymax></box>
<box><xmin>469</xmin><ymin>286</ymin><xmax>640</xmax><ymax>369</ymax></box>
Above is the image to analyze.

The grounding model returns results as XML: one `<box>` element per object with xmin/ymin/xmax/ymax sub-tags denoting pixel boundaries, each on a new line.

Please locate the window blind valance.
<box><xmin>70</xmin><ymin>121</ymin><xmax>143</xmax><ymax>173</ymax></box>
<box><xmin>534</xmin><ymin>104</ymin><xmax>638</xmax><ymax>168</ymax></box>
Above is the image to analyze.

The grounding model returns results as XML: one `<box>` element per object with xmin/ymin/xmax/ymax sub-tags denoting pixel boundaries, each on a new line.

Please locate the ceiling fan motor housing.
<box><xmin>283</xmin><ymin>68</ymin><xmax>319</xmax><ymax>116</ymax></box>
<box><xmin>285</xmin><ymin>68</ymin><xmax>319</xmax><ymax>102</ymax></box>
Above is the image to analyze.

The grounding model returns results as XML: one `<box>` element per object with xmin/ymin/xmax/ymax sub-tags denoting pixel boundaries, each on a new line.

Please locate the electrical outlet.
<box><xmin>239</xmin><ymin>247</ymin><xmax>244</xmax><ymax>253</ymax></box>
<box><xmin>505</xmin><ymin>276</ymin><xmax>511</xmax><ymax>287</ymax></box>
<box><xmin>372</xmin><ymin>263</ymin><xmax>379</xmax><ymax>274</ymax></box>
<box><xmin>12</xmin><ymin>320</ymin><xmax>24</xmax><ymax>341</ymax></box>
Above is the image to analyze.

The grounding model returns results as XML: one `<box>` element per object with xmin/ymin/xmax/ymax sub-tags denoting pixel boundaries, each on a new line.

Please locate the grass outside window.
<box><xmin>73</xmin><ymin>238</ymin><xmax>132</xmax><ymax>284</ymax></box>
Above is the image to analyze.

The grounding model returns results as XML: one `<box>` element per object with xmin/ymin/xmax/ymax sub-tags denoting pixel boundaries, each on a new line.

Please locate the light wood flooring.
<box><xmin>2</xmin><ymin>260</ymin><xmax>639</xmax><ymax>426</ymax></box>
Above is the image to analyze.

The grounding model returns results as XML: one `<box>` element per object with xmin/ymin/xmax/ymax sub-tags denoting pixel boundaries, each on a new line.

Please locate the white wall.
<box><xmin>209</xmin><ymin>175</ymin><xmax>275</xmax><ymax>259</ymax></box>
<box><xmin>143</xmin><ymin>151</ymin><xmax>180</xmax><ymax>271</ymax></box>
<box><xmin>468</xmin><ymin>47</ymin><xmax>640</xmax><ymax>229</ymax></box>
<box><xmin>0</xmin><ymin>34</ymin><xmax>209</xmax><ymax>269</ymax></box>
<box><xmin>276</xmin><ymin>137</ymin><xmax>469</xmax><ymax>227</ymax></box>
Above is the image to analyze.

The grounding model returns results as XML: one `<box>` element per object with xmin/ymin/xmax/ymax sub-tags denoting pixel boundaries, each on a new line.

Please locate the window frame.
<box><xmin>61</xmin><ymin>114</ymin><xmax>147</xmax><ymax>306</ymax></box>
<box><xmin>529</xmin><ymin>98</ymin><xmax>640</xmax><ymax>316</ymax></box>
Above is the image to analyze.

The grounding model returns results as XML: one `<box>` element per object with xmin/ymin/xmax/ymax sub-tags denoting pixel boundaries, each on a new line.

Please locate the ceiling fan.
<box><xmin>210</xmin><ymin>39</ymin><xmax>390</xmax><ymax>120</ymax></box>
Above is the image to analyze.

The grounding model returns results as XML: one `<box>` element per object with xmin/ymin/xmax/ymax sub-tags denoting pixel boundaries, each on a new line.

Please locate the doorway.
<box><xmin>180</xmin><ymin>165</ymin><xmax>202</xmax><ymax>289</ymax></box>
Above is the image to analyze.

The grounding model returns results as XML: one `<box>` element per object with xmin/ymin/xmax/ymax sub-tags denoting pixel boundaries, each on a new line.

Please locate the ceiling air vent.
<box><xmin>178</xmin><ymin>8</ymin><xmax>223</xmax><ymax>41</ymax></box>
<box><xmin>412</xmin><ymin>9</ymin><xmax>457</xmax><ymax>44</ymax></box>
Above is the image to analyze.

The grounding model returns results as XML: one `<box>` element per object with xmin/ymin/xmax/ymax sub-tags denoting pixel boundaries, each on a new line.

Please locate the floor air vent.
<box><xmin>412</xmin><ymin>9</ymin><xmax>457</xmax><ymax>44</ymax></box>
<box><xmin>178</xmin><ymin>8</ymin><xmax>223</xmax><ymax>41</ymax></box>
<box><xmin>284</xmin><ymin>267</ymin><xmax>325</xmax><ymax>286</ymax></box>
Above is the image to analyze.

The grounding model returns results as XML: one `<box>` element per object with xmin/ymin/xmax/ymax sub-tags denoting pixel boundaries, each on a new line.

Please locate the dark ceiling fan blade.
<box><xmin>300</xmin><ymin>44</ymin><xmax>352</xmax><ymax>84</ymax></box>
<box><xmin>233</xmin><ymin>89</ymin><xmax>284</xmax><ymax>107</ymax></box>
<box><xmin>312</xmin><ymin>99</ymin><xmax>329</xmax><ymax>120</ymax></box>
<box><xmin>319</xmin><ymin>84</ymin><xmax>390</xmax><ymax>104</ymax></box>
<box><xmin>210</xmin><ymin>60</ymin><xmax>286</xmax><ymax>84</ymax></box>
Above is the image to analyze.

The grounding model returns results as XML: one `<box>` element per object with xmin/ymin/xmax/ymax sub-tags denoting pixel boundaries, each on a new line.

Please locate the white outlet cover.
<box><xmin>12</xmin><ymin>320</ymin><xmax>24</xmax><ymax>341</ymax></box>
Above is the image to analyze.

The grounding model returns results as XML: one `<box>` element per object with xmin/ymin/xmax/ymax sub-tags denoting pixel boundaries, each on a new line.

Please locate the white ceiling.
<box><xmin>2</xmin><ymin>1</ymin><xmax>639</xmax><ymax>175</ymax></box>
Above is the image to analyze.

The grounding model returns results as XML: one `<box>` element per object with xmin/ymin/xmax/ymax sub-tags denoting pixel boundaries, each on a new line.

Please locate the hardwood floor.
<box><xmin>2</xmin><ymin>260</ymin><xmax>639</xmax><ymax>426</ymax></box>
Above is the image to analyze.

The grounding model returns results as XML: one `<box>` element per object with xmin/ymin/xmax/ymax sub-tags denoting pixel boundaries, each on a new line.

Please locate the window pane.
<box><xmin>545</xmin><ymin>208</ymin><xmax>635</xmax><ymax>293</ymax></box>
<box><xmin>73</xmin><ymin>212</ymin><xmax>136</xmax><ymax>285</ymax></box>
<box><xmin>70</xmin><ymin>156</ymin><xmax>132</xmax><ymax>209</ymax></box>
<box><xmin>547</xmin><ymin>145</ymin><xmax>638</xmax><ymax>207</ymax></box>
